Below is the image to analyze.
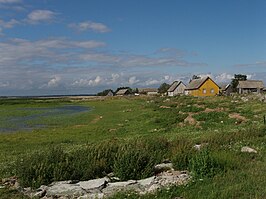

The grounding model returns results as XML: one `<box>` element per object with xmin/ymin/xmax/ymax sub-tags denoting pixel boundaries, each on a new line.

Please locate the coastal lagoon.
<box><xmin>0</xmin><ymin>105</ymin><xmax>90</xmax><ymax>133</ymax></box>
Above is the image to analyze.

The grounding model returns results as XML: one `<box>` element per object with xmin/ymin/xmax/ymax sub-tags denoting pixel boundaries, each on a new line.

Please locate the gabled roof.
<box><xmin>237</xmin><ymin>80</ymin><xmax>264</xmax><ymax>89</ymax></box>
<box><xmin>186</xmin><ymin>77</ymin><xmax>219</xmax><ymax>90</ymax></box>
<box><xmin>220</xmin><ymin>84</ymin><xmax>231</xmax><ymax>91</ymax></box>
<box><xmin>167</xmin><ymin>81</ymin><xmax>185</xmax><ymax>92</ymax></box>
<box><xmin>138</xmin><ymin>88</ymin><xmax>158</xmax><ymax>93</ymax></box>
<box><xmin>116</xmin><ymin>89</ymin><xmax>129</xmax><ymax>95</ymax></box>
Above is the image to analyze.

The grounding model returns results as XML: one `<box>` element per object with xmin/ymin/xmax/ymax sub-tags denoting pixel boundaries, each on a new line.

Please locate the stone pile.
<box><xmin>2</xmin><ymin>164</ymin><xmax>191</xmax><ymax>199</ymax></box>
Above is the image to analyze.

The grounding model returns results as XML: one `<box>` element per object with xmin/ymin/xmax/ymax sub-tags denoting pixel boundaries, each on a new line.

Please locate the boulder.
<box><xmin>78</xmin><ymin>177</ymin><xmax>109</xmax><ymax>192</ymax></box>
<box><xmin>46</xmin><ymin>182</ymin><xmax>86</xmax><ymax>197</ymax></box>
<box><xmin>102</xmin><ymin>180</ymin><xmax>139</xmax><ymax>196</ymax></box>
<box><xmin>78</xmin><ymin>193</ymin><xmax>104</xmax><ymax>199</ymax></box>
<box><xmin>241</xmin><ymin>146</ymin><xmax>257</xmax><ymax>153</ymax></box>
<box><xmin>154</xmin><ymin>163</ymin><xmax>173</xmax><ymax>173</ymax></box>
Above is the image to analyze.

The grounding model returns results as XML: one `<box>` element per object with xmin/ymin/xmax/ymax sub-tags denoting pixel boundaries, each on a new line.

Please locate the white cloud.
<box><xmin>68</xmin><ymin>21</ymin><xmax>110</xmax><ymax>33</ymax></box>
<box><xmin>128</xmin><ymin>76</ymin><xmax>140</xmax><ymax>85</ymax></box>
<box><xmin>27</xmin><ymin>10</ymin><xmax>57</xmax><ymax>24</ymax></box>
<box><xmin>0</xmin><ymin>81</ymin><xmax>9</xmax><ymax>88</ymax></box>
<box><xmin>0</xmin><ymin>18</ymin><xmax>20</xmax><ymax>28</ymax></box>
<box><xmin>0</xmin><ymin>0</ymin><xmax>21</xmax><ymax>3</ymax></box>
<box><xmin>0</xmin><ymin>38</ymin><xmax>106</xmax><ymax>66</ymax></box>
<box><xmin>72</xmin><ymin>76</ymin><xmax>103</xmax><ymax>87</ymax></box>
<box><xmin>0</xmin><ymin>19</ymin><xmax>20</xmax><ymax>34</ymax></box>
<box><xmin>40</xmin><ymin>75</ymin><xmax>61</xmax><ymax>89</ymax></box>
<box><xmin>215</xmin><ymin>73</ymin><xmax>233</xmax><ymax>82</ymax></box>
<box><xmin>145</xmin><ymin>79</ymin><xmax>161</xmax><ymax>86</ymax></box>
<box><xmin>47</xmin><ymin>75</ymin><xmax>61</xmax><ymax>87</ymax></box>
<box><xmin>235</xmin><ymin>61</ymin><xmax>266</xmax><ymax>67</ymax></box>
<box><xmin>80</xmin><ymin>53</ymin><xmax>120</xmax><ymax>63</ymax></box>
<box><xmin>111</xmin><ymin>73</ymin><xmax>120</xmax><ymax>82</ymax></box>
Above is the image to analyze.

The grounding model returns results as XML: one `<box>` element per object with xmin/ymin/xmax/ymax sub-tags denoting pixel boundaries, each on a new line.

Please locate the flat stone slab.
<box><xmin>46</xmin><ymin>183</ymin><xmax>86</xmax><ymax>197</ymax></box>
<box><xmin>78</xmin><ymin>177</ymin><xmax>109</xmax><ymax>192</ymax></box>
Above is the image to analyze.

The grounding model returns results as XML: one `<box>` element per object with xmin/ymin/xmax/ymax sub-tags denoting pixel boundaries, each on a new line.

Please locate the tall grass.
<box><xmin>13</xmin><ymin>136</ymin><xmax>240</xmax><ymax>188</ymax></box>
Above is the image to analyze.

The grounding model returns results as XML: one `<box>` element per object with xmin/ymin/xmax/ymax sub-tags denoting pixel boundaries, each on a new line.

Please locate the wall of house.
<box><xmin>173</xmin><ymin>83</ymin><xmax>186</xmax><ymax>96</ymax></box>
<box><xmin>188</xmin><ymin>79</ymin><xmax>219</xmax><ymax>97</ymax></box>
<box><xmin>168</xmin><ymin>91</ymin><xmax>174</xmax><ymax>96</ymax></box>
<box><xmin>239</xmin><ymin>88</ymin><xmax>261</xmax><ymax>94</ymax></box>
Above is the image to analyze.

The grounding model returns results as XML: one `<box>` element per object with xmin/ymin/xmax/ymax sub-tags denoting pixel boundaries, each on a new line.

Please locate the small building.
<box><xmin>237</xmin><ymin>80</ymin><xmax>265</xmax><ymax>94</ymax></box>
<box><xmin>115</xmin><ymin>89</ymin><xmax>130</xmax><ymax>96</ymax></box>
<box><xmin>185</xmin><ymin>77</ymin><xmax>220</xmax><ymax>97</ymax></box>
<box><xmin>220</xmin><ymin>84</ymin><xmax>233</xmax><ymax>96</ymax></box>
<box><xmin>106</xmin><ymin>90</ymin><xmax>114</xmax><ymax>96</ymax></box>
<box><xmin>167</xmin><ymin>81</ymin><xmax>186</xmax><ymax>96</ymax></box>
<box><xmin>138</xmin><ymin>88</ymin><xmax>158</xmax><ymax>95</ymax></box>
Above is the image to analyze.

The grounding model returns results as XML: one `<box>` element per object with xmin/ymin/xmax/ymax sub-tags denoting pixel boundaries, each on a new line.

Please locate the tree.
<box><xmin>192</xmin><ymin>75</ymin><xmax>201</xmax><ymax>80</ymax></box>
<box><xmin>97</xmin><ymin>89</ymin><xmax>113</xmax><ymax>96</ymax></box>
<box><xmin>231</xmin><ymin>74</ymin><xmax>247</xmax><ymax>92</ymax></box>
<box><xmin>158</xmin><ymin>83</ymin><xmax>170</xmax><ymax>94</ymax></box>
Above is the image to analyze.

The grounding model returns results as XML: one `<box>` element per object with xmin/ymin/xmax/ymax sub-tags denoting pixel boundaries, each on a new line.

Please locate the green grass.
<box><xmin>0</xmin><ymin>95</ymin><xmax>266</xmax><ymax>198</ymax></box>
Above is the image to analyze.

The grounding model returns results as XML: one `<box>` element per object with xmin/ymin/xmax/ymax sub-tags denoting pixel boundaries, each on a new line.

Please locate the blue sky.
<box><xmin>0</xmin><ymin>0</ymin><xmax>265</xmax><ymax>95</ymax></box>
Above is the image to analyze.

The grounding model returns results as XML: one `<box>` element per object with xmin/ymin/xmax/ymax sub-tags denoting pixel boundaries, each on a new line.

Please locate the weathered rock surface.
<box><xmin>241</xmin><ymin>146</ymin><xmax>258</xmax><ymax>153</ymax></box>
<box><xmin>17</xmin><ymin>170</ymin><xmax>191</xmax><ymax>199</ymax></box>
<box><xmin>154</xmin><ymin>163</ymin><xmax>173</xmax><ymax>173</ymax></box>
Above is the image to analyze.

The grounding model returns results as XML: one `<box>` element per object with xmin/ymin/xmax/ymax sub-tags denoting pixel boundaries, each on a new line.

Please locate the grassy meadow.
<box><xmin>0</xmin><ymin>95</ymin><xmax>265</xmax><ymax>199</ymax></box>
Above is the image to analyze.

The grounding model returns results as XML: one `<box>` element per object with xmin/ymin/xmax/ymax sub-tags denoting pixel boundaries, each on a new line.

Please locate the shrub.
<box><xmin>188</xmin><ymin>148</ymin><xmax>224</xmax><ymax>178</ymax></box>
<box><xmin>15</xmin><ymin>146</ymin><xmax>69</xmax><ymax>187</ymax></box>
<box><xmin>171</xmin><ymin>138</ymin><xmax>194</xmax><ymax>170</ymax></box>
<box><xmin>113</xmin><ymin>138</ymin><xmax>169</xmax><ymax>180</ymax></box>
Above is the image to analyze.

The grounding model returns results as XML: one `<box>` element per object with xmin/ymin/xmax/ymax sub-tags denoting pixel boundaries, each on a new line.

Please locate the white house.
<box><xmin>167</xmin><ymin>81</ymin><xmax>186</xmax><ymax>96</ymax></box>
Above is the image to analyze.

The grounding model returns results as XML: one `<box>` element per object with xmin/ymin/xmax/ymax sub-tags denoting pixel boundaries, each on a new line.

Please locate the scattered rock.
<box><xmin>78</xmin><ymin>177</ymin><xmax>109</xmax><ymax>193</ymax></box>
<box><xmin>160</xmin><ymin>106</ymin><xmax>171</xmax><ymax>109</ymax></box>
<box><xmin>154</xmin><ymin>163</ymin><xmax>173</xmax><ymax>174</ymax></box>
<box><xmin>102</xmin><ymin>180</ymin><xmax>139</xmax><ymax>196</ymax></box>
<box><xmin>241</xmin><ymin>97</ymin><xmax>249</xmax><ymax>102</ymax></box>
<box><xmin>229</xmin><ymin>113</ymin><xmax>247</xmax><ymax>123</ymax></box>
<box><xmin>241</xmin><ymin>146</ymin><xmax>257</xmax><ymax>153</ymax></box>
<box><xmin>46</xmin><ymin>181</ymin><xmax>86</xmax><ymax>197</ymax></box>
<box><xmin>184</xmin><ymin>114</ymin><xmax>197</xmax><ymax>125</ymax></box>
<box><xmin>193</xmin><ymin>143</ymin><xmax>208</xmax><ymax>151</ymax></box>
<box><xmin>14</xmin><ymin>169</ymin><xmax>191</xmax><ymax>199</ymax></box>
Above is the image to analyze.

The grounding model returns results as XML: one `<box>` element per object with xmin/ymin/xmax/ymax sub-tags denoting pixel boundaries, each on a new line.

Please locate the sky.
<box><xmin>0</xmin><ymin>0</ymin><xmax>266</xmax><ymax>96</ymax></box>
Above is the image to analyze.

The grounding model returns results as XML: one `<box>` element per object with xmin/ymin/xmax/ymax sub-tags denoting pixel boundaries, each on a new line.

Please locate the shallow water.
<box><xmin>0</xmin><ymin>105</ymin><xmax>90</xmax><ymax>133</ymax></box>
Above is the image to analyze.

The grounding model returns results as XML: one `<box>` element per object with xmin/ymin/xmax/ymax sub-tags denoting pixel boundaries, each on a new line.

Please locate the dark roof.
<box><xmin>237</xmin><ymin>80</ymin><xmax>264</xmax><ymax>89</ymax></box>
<box><xmin>186</xmin><ymin>77</ymin><xmax>219</xmax><ymax>90</ymax></box>
<box><xmin>138</xmin><ymin>88</ymin><xmax>158</xmax><ymax>93</ymax></box>
<box><xmin>116</xmin><ymin>89</ymin><xmax>129</xmax><ymax>95</ymax></box>
<box><xmin>220</xmin><ymin>84</ymin><xmax>231</xmax><ymax>91</ymax></box>
<box><xmin>167</xmin><ymin>81</ymin><xmax>185</xmax><ymax>92</ymax></box>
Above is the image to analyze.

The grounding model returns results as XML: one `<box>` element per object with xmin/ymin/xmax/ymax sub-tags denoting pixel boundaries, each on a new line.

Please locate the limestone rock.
<box><xmin>46</xmin><ymin>182</ymin><xmax>86</xmax><ymax>197</ymax></box>
<box><xmin>241</xmin><ymin>146</ymin><xmax>257</xmax><ymax>153</ymax></box>
<box><xmin>154</xmin><ymin>163</ymin><xmax>173</xmax><ymax>173</ymax></box>
<box><xmin>78</xmin><ymin>177</ymin><xmax>109</xmax><ymax>192</ymax></box>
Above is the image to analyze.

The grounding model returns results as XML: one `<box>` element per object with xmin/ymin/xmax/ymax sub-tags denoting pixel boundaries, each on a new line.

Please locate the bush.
<box><xmin>15</xmin><ymin>147</ymin><xmax>69</xmax><ymax>187</ymax></box>
<box><xmin>171</xmin><ymin>138</ymin><xmax>194</xmax><ymax>170</ymax></box>
<box><xmin>113</xmin><ymin>138</ymin><xmax>169</xmax><ymax>180</ymax></box>
<box><xmin>188</xmin><ymin>148</ymin><xmax>223</xmax><ymax>178</ymax></box>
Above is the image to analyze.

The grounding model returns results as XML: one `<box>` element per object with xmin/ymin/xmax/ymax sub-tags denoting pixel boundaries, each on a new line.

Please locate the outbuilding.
<box><xmin>237</xmin><ymin>80</ymin><xmax>265</xmax><ymax>94</ymax></box>
<box><xmin>167</xmin><ymin>81</ymin><xmax>186</xmax><ymax>96</ymax></box>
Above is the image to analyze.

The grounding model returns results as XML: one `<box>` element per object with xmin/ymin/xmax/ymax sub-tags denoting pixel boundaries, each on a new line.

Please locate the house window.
<box><xmin>211</xmin><ymin>88</ymin><xmax>214</xmax><ymax>93</ymax></box>
<box><xmin>203</xmin><ymin>89</ymin><xmax>207</xmax><ymax>94</ymax></box>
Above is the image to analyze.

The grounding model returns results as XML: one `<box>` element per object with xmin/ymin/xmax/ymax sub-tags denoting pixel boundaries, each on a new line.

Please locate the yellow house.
<box><xmin>185</xmin><ymin>77</ymin><xmax>220</xmax><ymax>97</ymax></box>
